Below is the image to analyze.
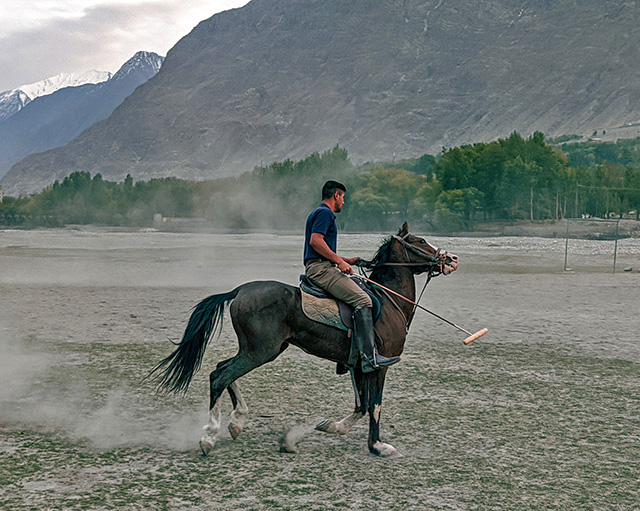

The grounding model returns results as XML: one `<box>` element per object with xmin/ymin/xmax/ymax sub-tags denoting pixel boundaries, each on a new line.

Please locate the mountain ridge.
<box><xmin>3</xmin><ymin>0</ymin><xmax>640</xmax><ymax>195</ymax></box>
<box><xmin>0</xmin><ymin>52</ymin><xmax>164</xmax><ymax>186</ymax></box>
<box><xmin>0</xmin><ymin>70</ymin><xmax>113</xmax><ymax>123</ymax></box>
<box><xmin>18</xmin><ymin>70</ymin><xmax>113</xmax><ymax>101</ymax></box>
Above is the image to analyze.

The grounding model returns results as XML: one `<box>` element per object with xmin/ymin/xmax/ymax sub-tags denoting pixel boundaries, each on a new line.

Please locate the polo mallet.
<box><xmin>356</xmin><ymin>275</ymin><xmax>488</xmax><ymax>345</ymax></box>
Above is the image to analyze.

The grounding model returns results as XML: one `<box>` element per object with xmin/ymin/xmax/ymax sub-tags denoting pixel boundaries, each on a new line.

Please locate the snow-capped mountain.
<box><xmin>0</xmin><ymin>70</ymin><xmax>112</xmax><ymax>124</ymax></box>
<box><xmin>0</xmin><ymin>51</ymin><xmax>164</xmax><ymax>187</ymax></box>
<box><xmin>0</xmin><ymin>89</ymin><xmax>31</xmax><ymax>123</ymax></box>
<box><xmin>19</xmin><ymin>70</ymin><xmax>112</xmax><ymax>101</ymax></box>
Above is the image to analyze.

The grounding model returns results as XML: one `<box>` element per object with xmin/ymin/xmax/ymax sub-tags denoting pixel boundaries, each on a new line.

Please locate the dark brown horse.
<box><xmin>150</xmin><ymin>223</ymin><xmax>459</xmax><ymax>457</ymax></box>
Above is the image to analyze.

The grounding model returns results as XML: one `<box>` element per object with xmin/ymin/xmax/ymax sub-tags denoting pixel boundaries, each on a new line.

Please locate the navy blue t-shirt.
<box><xmin>304</xmin><ymin>203</ymin><xmax>337</xmax><ymax>263</ymax></box>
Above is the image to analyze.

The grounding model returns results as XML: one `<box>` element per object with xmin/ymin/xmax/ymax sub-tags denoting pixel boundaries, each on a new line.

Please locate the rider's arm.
<box><xmin>309</xmin><ymin>233</ymin><xmax>353</xmax><ymax>274</ymax></box>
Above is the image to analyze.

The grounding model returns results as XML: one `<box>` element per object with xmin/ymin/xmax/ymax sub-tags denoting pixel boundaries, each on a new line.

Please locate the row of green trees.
<box><xmin>0</xmin><ymin>172</ymin><xmax>208</xmax><ymax>227</ymax></box>
<box><xmin>561</xmin><ymin>137</ymin><xmax>640</xmax><ymax>168</ymax></box>
<box><xmin>2</xmin><ymin>134</ymin><xmax>640</xmax><ymax>230</ymax></box>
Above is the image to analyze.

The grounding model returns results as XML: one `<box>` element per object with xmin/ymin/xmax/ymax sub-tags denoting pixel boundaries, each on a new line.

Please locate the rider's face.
<box><xmin>333</xmin><ymin>191</ymin><xmax>345</xmax><ymax>213</ymax></box>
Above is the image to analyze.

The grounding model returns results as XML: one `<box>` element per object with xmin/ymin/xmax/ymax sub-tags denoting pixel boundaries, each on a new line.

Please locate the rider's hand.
<box><xmin>337</xmin><ymin>259</ymin><xmax>353</xmax><ymax>274</ymax></box>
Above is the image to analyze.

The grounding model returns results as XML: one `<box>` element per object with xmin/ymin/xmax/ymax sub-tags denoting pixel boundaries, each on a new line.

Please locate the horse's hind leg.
<box><xmin>227</xmin><ymin>381</ymin><xmax>248</xmax><ymax>439</ymax></box>
<box><xmin>316</xmin><ymin>371</ymin><xmax>365</xmax><ymax>435</ymax></box>
<box><xmin>200</xmin><ymin>355</ymin><xmax>257</xmax><ymax>455</ymax></box>
<box><xmin>201</xmin><ymin>399</ymin><xmax>223</xmax><ymax>455</ymax></box>
<box><xmin>200</xmin><ymin>289</ymin><xmax>291</xmax><ymax>455</ymax></box>
<box><xmin>200</xmin><ymin>344</ymin><xmax>287</xmax><ymax>455</ymax></box>
<box><xmin>204</xmin><ymin>358</ymin><xmax>249</xmax><ymax>439</ymax></box>
<box><xmin>200</xmin><ymin>358</ymin><xmax>234</xmax><ymax>455</ymax></box>
<box><xmin>316</xmin><ymin>409</ymin><xmax>364</xmax><ymax>435</ymax></box>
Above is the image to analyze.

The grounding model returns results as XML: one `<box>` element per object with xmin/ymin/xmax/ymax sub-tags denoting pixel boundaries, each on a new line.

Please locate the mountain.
<box><xmin>4</xmin><ymin>0</ymin><xmax>640</xmax><ymax>195</ymax></box>
<box><xmin>0</xmin><ymin>90</ymin><xmax>31</xmax><ymax>124</ymax></box>
<box><xmin>18</xmin><ymin>70</ymin><xmax>114</xmax><ymax>102</ymax></box>
<box><xmin>0</xmin><ymin>52</ymin><xmax>163</xmax><ymax>184</ymax></box>
<box><xmin>0</xmin><ymin>71</ymin><xmax>112</xmax><ymax>123</ymax></box>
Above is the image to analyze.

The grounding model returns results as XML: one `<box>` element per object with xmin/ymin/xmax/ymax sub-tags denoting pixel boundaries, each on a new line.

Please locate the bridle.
<box><xmin>357</xmin><ymin>232</ymin><xmax>448</xmax><ymax>276</ymax></box>
<box><xmin>390</xmin><ymin>233</ymin><xmax>448</xmax><ymax>273</ymax></box>
<box><xmin>355</xmin><ymin>232</ymin><xmax>450</xmax><ymax>329</ymax></box>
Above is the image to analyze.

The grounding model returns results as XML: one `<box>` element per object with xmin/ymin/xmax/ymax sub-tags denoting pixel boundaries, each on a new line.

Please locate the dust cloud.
<box><xmin>278</xmin><ymin>423</ymin><xmax>317</xmax><ymax>453</ymax></box>
<box><xmin>0</xmin><ymin>318</ymin><xmax>206</xmax><ymax>450</ymax></box>
<box><xmin>0</xmin><ymin>321</ymin><xmax>54</xmax><ymax>407</ymax></box>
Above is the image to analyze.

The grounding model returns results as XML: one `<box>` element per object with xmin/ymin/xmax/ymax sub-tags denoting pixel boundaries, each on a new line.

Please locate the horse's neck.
<box><xmin>371</xmin><ymin>267</ymin><xmax>416</xmax><ymax>319</ymax></box>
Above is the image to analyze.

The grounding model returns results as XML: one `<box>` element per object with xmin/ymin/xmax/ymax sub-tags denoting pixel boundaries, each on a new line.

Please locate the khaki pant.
<box><xmin>305</xmin><ymin>260</ymin><xmax>372</xmax><ymax>310</ymax></box>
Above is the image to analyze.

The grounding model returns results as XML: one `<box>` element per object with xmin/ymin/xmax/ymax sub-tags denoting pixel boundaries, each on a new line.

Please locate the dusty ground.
<box><xmin>1</xmin><ymin>229</ymin><xmax>639</xmax><ymax>510</ymax></box>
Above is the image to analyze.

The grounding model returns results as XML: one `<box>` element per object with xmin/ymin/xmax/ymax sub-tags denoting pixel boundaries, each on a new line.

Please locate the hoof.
<box><xmin>315</xmin><ymin>419</ymin><xmax>337</xmax><ymax>434</ymax></box>
<box><xmin>370</xmin><ymin>441</ymin><xmax>402</xmax><ymax>458</ymax></box>
<box><xmin>315</xmin><ymin>419</ymin><xmax>348</xmax><ymax>435</ymax></box>
<box><xmin>228</xmin><ymin>422</ymin><xmax>243</xmax><ymax>440</ymax></box>
<box><xmin>199</xmin><ymin>437</ymin><xmax>215</xmax><ymax>456</ymax></box>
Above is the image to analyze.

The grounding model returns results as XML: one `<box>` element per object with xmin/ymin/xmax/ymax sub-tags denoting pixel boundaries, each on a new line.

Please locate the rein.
<box><xmin>408</xmin><ymin>272</ymin><xmax>431</xmax><ymax>330</ymax></box>
<box><xmin>355</xmin><ymin>233</ymin><xmax>444</xmax><ymax>330</ymax></box>
<box><xmin>356</xmin><ymin>233</ymin><xmax>446</xmax><ymax>274</ymax></box>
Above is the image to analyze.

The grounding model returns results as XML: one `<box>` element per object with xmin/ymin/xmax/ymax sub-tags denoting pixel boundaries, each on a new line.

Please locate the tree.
<box><xmin>410</xmin><ymin>178</ymin><xmax>443</xmax><ymax>228</ymax></box>
<box><xmin>435</xmin><ymin>187</ymin><xmax>484</xmax><ymax>229</ymax></box>
<box><xmin>411</xmin><ymin>154</ymin><xmax>437</xmax><ymax>177</ymax></box>
<box><xmin>350</xmin><ymin>168</ymin><xmax>422</xmax><ymax>228</ymax></box>
<box><xmin>624</xmin><ymin>167</ymin><xmax>640</xmax><ymax>219</ymax></box>
<box><xmin>495</xmin><ymin>156</ymin><xmax>531</xmax><ymax>220</ymax></box>
<box><xmin>436</xmin><ymin>146</ymin><xmax>474</xmax><ymax>190</ymax></box>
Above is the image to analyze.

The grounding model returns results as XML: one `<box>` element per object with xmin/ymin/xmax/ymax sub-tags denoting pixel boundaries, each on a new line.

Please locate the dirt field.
<box><xmin>1</xmin><ymin>229</ymin><xmax>639</xmax><ymax>510</ymax></box>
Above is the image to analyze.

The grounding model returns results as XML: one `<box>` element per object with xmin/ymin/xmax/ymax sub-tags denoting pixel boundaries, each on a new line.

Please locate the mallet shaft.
<box><xmin>356</xmin><ymin>274</ymin><xmax>487</xmax><ymax>344</ymax></box>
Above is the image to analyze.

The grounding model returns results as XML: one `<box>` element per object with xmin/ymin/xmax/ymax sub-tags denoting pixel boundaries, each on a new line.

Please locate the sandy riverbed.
<box><xmin>1</xmin><ymin>228</ymin><xmax>638</xmax><ymax>510</ymax></box>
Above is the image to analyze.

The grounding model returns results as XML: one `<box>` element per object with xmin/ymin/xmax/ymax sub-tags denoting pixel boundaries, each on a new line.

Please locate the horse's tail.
<box><xmin>147</xmin><ymin>288</ymin><xmax>240</xmax><ymax>394</ymax></box>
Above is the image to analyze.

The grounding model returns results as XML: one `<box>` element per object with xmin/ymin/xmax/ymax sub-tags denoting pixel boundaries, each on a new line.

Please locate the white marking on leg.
<box><xmin>372</xmin><ymin>441</ymin><xmax>402</xmax><ymax>458</ymax></box>
<box><xmin>200</xmin><ymin>400</ymin><xmax>222</xmax><ymax>455</ymax></box>
<box><xmin>315</xmin><ymin>411</ymin><xmax>364</xmax><ymax>435</ymax></box>
<box><xmin>228</xmin><ymin>382</ymin><xmax>249</xmax><ymax>439</ymax></box>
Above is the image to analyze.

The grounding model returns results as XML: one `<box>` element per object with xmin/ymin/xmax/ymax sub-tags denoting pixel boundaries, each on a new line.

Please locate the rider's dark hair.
<box><xmin>322</xmin><ymin>180</ymin><xmax>346</xmax><ymax>200</ymax></box>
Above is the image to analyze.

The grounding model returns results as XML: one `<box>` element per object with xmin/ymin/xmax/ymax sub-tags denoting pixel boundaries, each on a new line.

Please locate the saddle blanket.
<box><xmin>300</xmin><ymin>289</ymin><xmax>348</xmax><ymax>331</ymax></box>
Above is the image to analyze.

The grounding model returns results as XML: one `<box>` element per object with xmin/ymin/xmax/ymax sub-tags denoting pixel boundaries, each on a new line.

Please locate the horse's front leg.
<box><xmin>367</xmin><ymin>368</ymin><xmax>401</xmax><ymax>457</ymax></box>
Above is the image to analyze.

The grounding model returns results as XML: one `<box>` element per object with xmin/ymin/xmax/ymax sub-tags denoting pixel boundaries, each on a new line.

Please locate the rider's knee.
<box><xmin>353</xmin><ymin>294</ymin><xmax>372</xmax><ymax>310</ymax></box>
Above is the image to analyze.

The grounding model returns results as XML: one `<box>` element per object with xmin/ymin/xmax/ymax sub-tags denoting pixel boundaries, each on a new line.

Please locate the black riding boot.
<box><xmin>353</xmin><ymin>307</ymin><xmax>400</xmax><ymax>373</ymax></box>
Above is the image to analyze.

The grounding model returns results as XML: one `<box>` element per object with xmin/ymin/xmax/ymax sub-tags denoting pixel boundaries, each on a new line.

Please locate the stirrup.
<box><xmin>374</xmin><ymin>354</ymin><xmax>401</xmax><ymax>367</ymax></box>
<box><xmin>360</xmin><ymin>353</ymin><xmax>401</xmax><ymax>373</ymax></box>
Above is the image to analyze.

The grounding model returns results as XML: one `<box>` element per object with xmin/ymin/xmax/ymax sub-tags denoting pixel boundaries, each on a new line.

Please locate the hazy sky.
<box><xmin>0</xmin><ymin>0</ymin><xmax>250</xmax><ymax>92</ymax></box>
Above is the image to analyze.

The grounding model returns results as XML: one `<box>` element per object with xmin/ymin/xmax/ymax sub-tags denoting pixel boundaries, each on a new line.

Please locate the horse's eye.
<box><xmin>418</xmin><ymin>239</ymin><xmax>427</xmax><ymax>244</ymax></box>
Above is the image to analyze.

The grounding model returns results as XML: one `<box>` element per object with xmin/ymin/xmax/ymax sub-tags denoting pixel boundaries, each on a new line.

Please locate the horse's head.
<box><xmin>389</xmin><ymin>222</ymin><xmax>459</xmax><ymax>275</ymax></box>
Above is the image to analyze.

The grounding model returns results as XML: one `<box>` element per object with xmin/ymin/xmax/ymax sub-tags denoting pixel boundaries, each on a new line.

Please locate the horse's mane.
<box><xmin>370</xmin><ymin>236</ymin><xmax>394</xmax><ymax>268</ymax></box>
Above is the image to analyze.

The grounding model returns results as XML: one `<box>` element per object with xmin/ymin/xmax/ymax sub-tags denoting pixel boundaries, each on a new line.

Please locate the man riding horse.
<box><xmin>304</xmin><ymin>180</ymin><xmax>400</xmax><ymax>372</ymax></box>
<box><xmin>149</xmin><ymin>182</ymin><xmax>461</xmax><ymax>456</ymax></box>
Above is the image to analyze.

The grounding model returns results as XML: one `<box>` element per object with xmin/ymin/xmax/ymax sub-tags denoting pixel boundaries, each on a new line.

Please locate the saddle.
<box><xmin>299</xmin><ymin>275</ymin><xmax>382</xmax><ymax>329</ymax></box>
<box><xmin>299</xmin><ymin>275</ymin><xmax>383</xmax><ymax>375</ymax></box>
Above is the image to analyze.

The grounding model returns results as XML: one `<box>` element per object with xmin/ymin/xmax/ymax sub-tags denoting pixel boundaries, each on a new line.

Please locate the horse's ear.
<box><xmin>398</xmin><ymin>222</ymin><xmax>409</xmax><ymax>235</ymax></box>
